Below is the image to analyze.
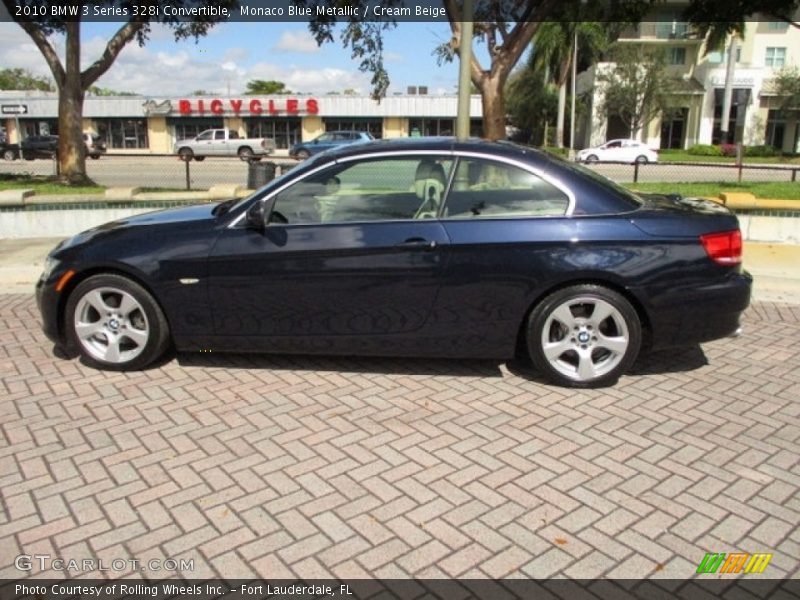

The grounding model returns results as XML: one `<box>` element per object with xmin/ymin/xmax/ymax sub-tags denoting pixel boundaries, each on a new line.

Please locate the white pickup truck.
<box><xmin>174</xmin><ymin>128</ymin><xmax>276</xmax><ymax>161</ymax></box>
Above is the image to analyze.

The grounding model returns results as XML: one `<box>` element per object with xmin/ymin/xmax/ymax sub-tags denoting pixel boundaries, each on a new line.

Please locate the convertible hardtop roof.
<box><xmin>325</xmin><ymin>136</ymin><xmax>549</xmax><ymax>163</ymax></box>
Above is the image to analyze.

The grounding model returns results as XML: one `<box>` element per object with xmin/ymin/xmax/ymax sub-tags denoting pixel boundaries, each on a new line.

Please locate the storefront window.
<box><xmin>408</xmin><ymin>118</ymin><xmax>483</xmax><ymax>138</ymax></box>
<box><xmin>325</xmin><ymin>119</ymin><xmax>383</xmax><ymax>139</ymax></box>
<box><xmin>712</xmin><ymin>88</ymin><xmax>751</xmax><ymax>144</ymax></box>
<box><xmin>765</xmin><ymin>109</ymin><xmax>785</xmax><ymax>149</ymax></box>
<box><xmin>96</xmin><ymin>118</ymin><xmax>149</xmax><ymax>149</ymax></box>
<box><xmin>408</xmin><ymin>118</ymin><xmax>454</xmax><ymax>137</ymax></box>
<box><xmin>19</xmin><ymin>119</ymin><xmax>58</xmax><ymax>137</ymax></box>
<box><xmin>168</xmin><ymin>118</ymin><xmax>224</xmax><ymax>144</ymax></box>
<box><xmin>245</xmin><ymin>118</ymin><xmax>301</xmax><ymax>150</ymax></box>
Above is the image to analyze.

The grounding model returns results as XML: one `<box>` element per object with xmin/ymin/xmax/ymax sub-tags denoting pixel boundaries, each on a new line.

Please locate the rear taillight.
<box><xmin>700</xmin><ymin>230</ymin><xmax>742</xmax><ymax>265</ymax></box>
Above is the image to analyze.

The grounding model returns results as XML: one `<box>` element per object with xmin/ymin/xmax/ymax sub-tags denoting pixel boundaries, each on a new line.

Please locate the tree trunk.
<box><xmin>58</xmin><ymin>22</ymin><xmax>89</xmax><ymax>185</ymax></box>
<box><xmin>479</xmin><ymin>76</ymin><xmax>507</xmax><ymax>141</ymax></box>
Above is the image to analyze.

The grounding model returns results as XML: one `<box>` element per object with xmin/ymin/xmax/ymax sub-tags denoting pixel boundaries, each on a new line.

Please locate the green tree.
<box><xmin>245</xmin><ymin>80</ymin><xmax>291</xmax><ymax>95</ymax></box>
<box><xmin>596</xmin><ymin>46</ymin><xmax>680</xmax><ymax>139</ymax></box>
<box><xmin>684</xmin><ymin>1</ymin><xmax>800</xmax><ymax>53</ymax></box>
<box><xmin>531</xmin><ymin>21</ymin><xmax>618</xmax><ymax>148</ymax></box>
<box><xmin>0</xmin><ymin>68</ymin><xmax>53</xmax><ymax>91</ymax></box>
<box><xmin>3</xmin><ymin>0</ymin><xmax>236</xmax><ymax>184</ymax></box>
<box><xmin>297</xmin><ymin>0</ymin><xmax>653</xmax><ymax>140</ymax></box>
<box><xmin>505</xmin><ymin>62</ymin><xmax>557</xmax><ymax>145</ymax></box>
<box><xmin>87</xmin><ymin>86</ymin><xmax>136</xmax><ymax>96</ymax></box>
<box><xmin>771</xmin><ymin>66</ymin><xmax>800</xmax><ymax>112</ymax></box>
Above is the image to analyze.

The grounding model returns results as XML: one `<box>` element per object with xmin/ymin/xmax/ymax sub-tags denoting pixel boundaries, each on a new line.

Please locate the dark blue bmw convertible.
<box><xmin>36</xmin><ymin>138</ymin><xmax>751</xmax><ymax>388</ymax></box>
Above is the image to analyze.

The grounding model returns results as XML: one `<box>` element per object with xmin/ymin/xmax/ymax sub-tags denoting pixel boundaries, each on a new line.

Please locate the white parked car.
<box><xmin>577</xmin><ymin>139</ymin><xmax>659</xmax><ymax>164</ymax></box>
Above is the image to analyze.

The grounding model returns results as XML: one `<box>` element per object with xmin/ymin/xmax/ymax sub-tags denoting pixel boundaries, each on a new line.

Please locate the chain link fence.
<box><xmin>0</xmin><ymin>153</ymin><xmax>798</xmax><ymax>190</ymax></box>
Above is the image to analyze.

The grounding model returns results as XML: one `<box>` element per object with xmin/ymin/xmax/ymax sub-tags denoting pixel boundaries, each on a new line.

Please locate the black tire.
<box><xmin>635</xmin><ymin>155</ymin><xmax>648</xmax><ymax>164</ymax></box>
<box><xmin>3</xmin><ymin>149</ymin><xmax>16</xmax><ymax>161</ymax></box>
<box><xmin>526</xmin><ymin>284</ymin><xmax>641</xmax><ymax>388</ymax></box>
<box><xmin>89</xmin><ymin>154</ymin><xmax>100</xmax><ymax>160</ymax></box>
<box><xmin>193</xmin><ymin>156</ymin><xmax>206</xmax><ymax>162</ymax></box>
<box><xmin>585</xmin><ymin>154</ymin><xmax>599</xmax><ymax>163</ymax></box>
<box><xmin>295</xmin><ymin>149</ymin><xmax>310</xmax><ymax>161</ymax></box>
<box><xmin>238</xmin><ymin>147</ymin><xmax>254</xmax><ymax>161</ymax></box>
<box><xmin>178</xmin><ymin>147</ymin><xmax>194</xmax><ymax>161</ymax></box>
<box><xmin>65</xmin><ymin>274</ymin><xmax>171</xmax><ymax>371</ymax></box>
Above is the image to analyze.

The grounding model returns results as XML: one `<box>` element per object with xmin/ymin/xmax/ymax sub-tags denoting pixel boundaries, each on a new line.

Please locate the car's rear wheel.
<box><xmin>66</xmin><ymin>274</ymin><xmax>170</xmax><ymax>371</ymax></box>
<box><xmin>526</xmin><ymin>284</ymin><xmax>641</xmax><ymax>388</ymax></box>
<box><xmin>635</xmin><ymin>155</ymin><xmax>648</xmax><ymax>164</ymax></box>
<box><xmin>193</xmin><ymin>156</ymin><xmax>205</xmax><ymax>162</ymax></box>
<box><xmin>3</xmin><ymin>149</ymin><xmax>16</xmax><ymax>161</ymax></box>
<box><xmin>89</xmin><ymin>154</ymin><xmax>100</xmax><ymax>160</ymax></box>
<box><xmin>585</xmin><ymin>154</ymin><xmax>599</xmax><ymax>163</ymax></box>
<box><xmin>295</xmin><ymin>149</ymin><xmax>310</xmax><ymax>161</ymax></box>
<box><xmin>178</xmin><ymin>147</ymin><xmax>193</xmax><ymax>161</ymax></box>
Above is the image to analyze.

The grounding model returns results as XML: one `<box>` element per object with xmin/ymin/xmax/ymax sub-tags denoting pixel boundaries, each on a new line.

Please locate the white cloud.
<box><xmin>0</xmin><ymin>23</ymin><xmax>367</xmax><ymax>97</ymax></box>
<box><xmin>271</xmin><ymin>30</ymin><xmax>321</xmax><ymax>54</ymax></box>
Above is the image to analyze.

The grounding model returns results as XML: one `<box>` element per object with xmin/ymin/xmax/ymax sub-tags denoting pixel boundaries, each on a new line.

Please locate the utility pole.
<box><xmin>455</xmin><ymin>0</ymin><xmax>474</xmax><ymax>140</ymax></box>
<box><xmin>569</xmin><ymin>27</ymin><xmax>578</xmax><ymax>156</ymax></box>
<box><xmin>720</xmin><ymin>35</ymin><xmax>739</xmax><ymax>143</ymax></box>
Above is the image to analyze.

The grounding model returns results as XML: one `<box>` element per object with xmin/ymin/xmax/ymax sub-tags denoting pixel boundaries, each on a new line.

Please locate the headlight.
<box><xmin>41</xmin><ymin>255</ymin><xmax>60</xmax><ymax>281</ymax></box>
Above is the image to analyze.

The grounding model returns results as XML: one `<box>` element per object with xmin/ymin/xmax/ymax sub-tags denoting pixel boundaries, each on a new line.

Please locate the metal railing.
<box><xmin>0</xmin><ymin>152</ymin><xmax>798</xmax><ymax>191</ymax></box>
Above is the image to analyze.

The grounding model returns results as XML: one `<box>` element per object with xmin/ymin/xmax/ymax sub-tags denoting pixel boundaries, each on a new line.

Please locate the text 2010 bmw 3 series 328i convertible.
<box><xmin>36</xmin><ymin>138</ymin><xmax>751</xmax><ymax>388</ymax></box>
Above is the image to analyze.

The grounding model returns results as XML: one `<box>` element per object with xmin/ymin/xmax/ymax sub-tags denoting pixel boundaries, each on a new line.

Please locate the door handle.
<box><xmin>396</xmin><ymin>237</ymin><xmax>437</xmax><ymax>251</ymax></box>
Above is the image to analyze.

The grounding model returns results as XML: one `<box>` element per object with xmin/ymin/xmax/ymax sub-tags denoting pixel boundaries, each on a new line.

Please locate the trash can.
<box><xmin>247</xmin><ymin>161</ymin><xmax>276</xmax><ymax>189</ymax></box>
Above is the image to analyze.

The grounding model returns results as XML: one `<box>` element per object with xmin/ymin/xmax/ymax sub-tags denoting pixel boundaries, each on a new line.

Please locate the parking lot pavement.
<box><xmin>0</xmin><ymin>293</ymin><xmax>798</xmax><ymax>580</ymax></box>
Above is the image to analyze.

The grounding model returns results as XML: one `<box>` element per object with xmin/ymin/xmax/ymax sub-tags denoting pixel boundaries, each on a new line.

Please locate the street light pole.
<box><xmin>569</xmin><ymin>26</ymin><xmax>578</xmax><ymax>155</ymax></box>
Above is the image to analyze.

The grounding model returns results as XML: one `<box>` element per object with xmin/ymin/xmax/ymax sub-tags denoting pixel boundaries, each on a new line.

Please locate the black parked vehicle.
<box><xmin>36</xmin><ymin>138</ymin><xmax>751</xmax><ymax>387</ymax></box>
<box><xmin>2</xmin><ymin>141</ymin><xmax>18</xmax><ymax>161</ymax></box>
<box><xmin>21</xmin><ymin>134</ymin><xmax>59</xmax><ymax>160</ymax></box>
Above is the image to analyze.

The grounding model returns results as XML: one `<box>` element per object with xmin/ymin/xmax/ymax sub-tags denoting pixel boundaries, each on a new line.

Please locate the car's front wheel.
<box><xmin>65</xmin><ymin>274</ymin><xmax>170</xmax><ymax>371</ymax></box>
<box><xmin>526</xmin><ymin>284</ymin><xmax>641</xmax><ymax>388</ymax></box>
<box><xmin>3</xmin><ymin>149</ymin><xmax>16</xmax><ymax>161</ymax></box>
<box><xmin>295</xmin><ymin>149</ymin><xmax>310</xmax><ymax>161</ymax></box>
<box><xmin>585</xmin><ymin>154</ymin><xmax>599</xmax><ymax>163</ymax></box>
<box><xmin>635</xmin><ymin>155</ymin><xmax>648</xmax><ymax>164</ymax></box>
<box><xmin>178</xmin><ymin>147</ymin><xmax>193</xmax><ymax>161</ymax></box>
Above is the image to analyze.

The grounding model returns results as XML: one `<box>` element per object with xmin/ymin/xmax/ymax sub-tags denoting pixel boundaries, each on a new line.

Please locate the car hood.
<box><xmin>57</xmin><ymin>202</ymin><xmax>222</xmax><ymax>251</ymax></box>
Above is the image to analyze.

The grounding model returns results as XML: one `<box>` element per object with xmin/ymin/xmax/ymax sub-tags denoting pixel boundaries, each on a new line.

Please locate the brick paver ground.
<box><xmin>1</xmin><ymin>294</ymin><xmax>798</xmax><ymax>580</ymax></box>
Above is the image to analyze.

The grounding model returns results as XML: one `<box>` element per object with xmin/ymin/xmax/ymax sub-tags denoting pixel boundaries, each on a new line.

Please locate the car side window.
<box><xmin>605</xmin><ymin>140</ymin><xmax>622</xmax><ymax>148</ymax></box>
<box><xmin>214</xmin><ymin>130</ymin><xmax>226</xmax><ymax>140</ymax></box>
<box><xmin>271</xmin><ymin>156</ymin><xmax>453</xmax><ymax>225</ymax></box>
<box><xmin>196</xmin><ymin>131</ymin><xmax>213</xmax><ymax>141</ymax></box>
<box><xmin>442</xmin><ymin>158</ymin><xmax>570</xmax><ymax>219</ymax></box>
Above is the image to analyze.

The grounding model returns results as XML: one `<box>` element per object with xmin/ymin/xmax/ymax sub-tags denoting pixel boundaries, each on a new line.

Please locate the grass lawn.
<box><xmin>624</xmin><ymin>181</ymin><xmax>800</xmax><ymax>200</ymax></box>
<box><xmin>657</xmin><ymin>150</ymin><xmax>800</xmax><ymax>165</ymax></box>
<box><xmin>0</xmin><ymin>174</ymin><xmax>104</xmax><ymax>195</ymax></box>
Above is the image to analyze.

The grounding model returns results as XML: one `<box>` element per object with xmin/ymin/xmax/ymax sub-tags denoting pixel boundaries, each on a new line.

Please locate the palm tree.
<box><xmin>531</xmin><ymin>21</ymin><xmax>615</xmax><ymax>148</ymax></box>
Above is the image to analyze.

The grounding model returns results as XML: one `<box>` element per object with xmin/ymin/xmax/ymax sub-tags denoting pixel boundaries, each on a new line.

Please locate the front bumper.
<box><xmin>36</xmin><ymin>271</ymin><xmax>63</xmax><ymax>344</ymax></box>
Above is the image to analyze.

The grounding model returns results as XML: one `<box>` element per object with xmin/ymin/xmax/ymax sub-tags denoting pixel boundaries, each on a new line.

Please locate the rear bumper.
<box><xmin>641</xmin><ymin>270</ymin><xmax>753</xmax><ymax>350</ymax></box>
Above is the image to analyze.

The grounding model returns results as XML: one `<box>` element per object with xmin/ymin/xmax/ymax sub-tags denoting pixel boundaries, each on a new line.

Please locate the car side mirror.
<box><xmin>245</xmin><ymin>197</ymin><xmax>277</xmax><ymax>230</ymax></box>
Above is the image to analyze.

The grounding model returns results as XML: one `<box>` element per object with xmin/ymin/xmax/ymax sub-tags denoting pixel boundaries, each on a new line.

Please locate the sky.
<box><xmin>0</xmin><ymin>20</ymin><xmax>468</xmax><ymax>97</ymax></box>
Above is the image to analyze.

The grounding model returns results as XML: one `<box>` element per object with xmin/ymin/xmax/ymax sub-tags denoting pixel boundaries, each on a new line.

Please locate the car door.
<box><xmin>210</xmin><ymin>129</ymin><xmax>228</xmax><ymax>155</ymax></box>
<box><xmin>194</xmin><ymin>130</ymin><xmax>214</xmax><ymax>154</ymax></box>
<box><xmin>207</xmin><ymin>154</ymin><xmax>453</xmax><ymax>345</ymax></box>
<box><xmin>601</xmin><ymin>140</ymin><xmax>622</xmax><ymax>162</ymax></box>
<box><xmin>436</xmin><ymin>155</ymin><xmax>575</xmax><ymax>355</ymax></box>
